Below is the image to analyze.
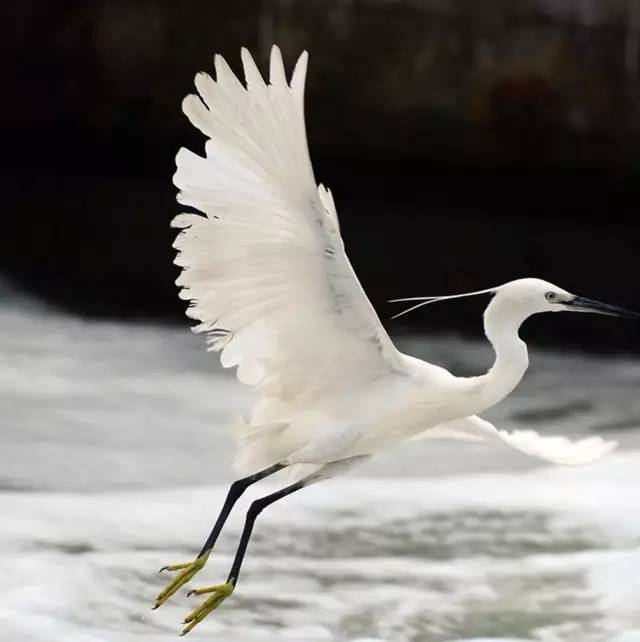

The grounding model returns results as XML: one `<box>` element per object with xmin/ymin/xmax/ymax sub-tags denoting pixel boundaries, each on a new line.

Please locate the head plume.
<box><xmin>389</xmin><ymin>286</ymin><xmax>498</xmax><ymax>319</ymax></box>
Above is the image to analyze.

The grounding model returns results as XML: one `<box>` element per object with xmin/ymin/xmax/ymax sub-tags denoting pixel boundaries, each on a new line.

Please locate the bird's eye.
<box><xmin>545</xmin><ymin>291</ymin><xmax>557</xmax><ymax>301</ymax></box>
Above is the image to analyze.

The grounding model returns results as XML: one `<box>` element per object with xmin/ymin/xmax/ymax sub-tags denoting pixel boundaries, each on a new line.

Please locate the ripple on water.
<box><xmin>242</xmin><ymin>509</ymin><xmax>608</xmax><ymax>561</ymax></box>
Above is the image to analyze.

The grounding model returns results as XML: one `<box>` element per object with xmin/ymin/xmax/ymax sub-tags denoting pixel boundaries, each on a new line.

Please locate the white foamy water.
<box><xmin>1</xmin><ymin>280</ymin><xmax>640</xmax><ymax>642</ymax></box>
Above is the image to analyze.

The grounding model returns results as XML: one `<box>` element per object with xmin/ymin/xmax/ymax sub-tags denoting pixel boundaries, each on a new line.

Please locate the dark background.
<box><xmin>3</xmin><ymin>0</ymin><xmax>640</xmax><ymax>351</ymax></box>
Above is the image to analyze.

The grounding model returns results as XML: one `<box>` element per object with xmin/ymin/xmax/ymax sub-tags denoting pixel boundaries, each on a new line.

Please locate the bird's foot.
<box><xmin>153</xmin><ymin>551</ymin><xmax>211</xmax><ymax>609</ymax></box>
<box><xmin>180</xmin><ymin>580</ymin><xmax>235</xmax><ymax>635</ymax></box>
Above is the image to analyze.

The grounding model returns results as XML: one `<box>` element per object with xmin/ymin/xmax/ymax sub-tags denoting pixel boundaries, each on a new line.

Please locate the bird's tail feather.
<box><xmin>415</xmin><ymin>415</ymin><xmax>617</xmax><ymax>466</ymax></box>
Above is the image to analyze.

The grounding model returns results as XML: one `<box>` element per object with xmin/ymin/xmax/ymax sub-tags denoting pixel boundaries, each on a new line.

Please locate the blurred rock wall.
<box><xmin>3</xmin><ymin>1</ymin><xmax>640</xmax><ymax>350</ymax></box>
<box><xmin>5</xmin><ymin>0</ymin><xmax>640</xmax><ymax>164</ymax></box>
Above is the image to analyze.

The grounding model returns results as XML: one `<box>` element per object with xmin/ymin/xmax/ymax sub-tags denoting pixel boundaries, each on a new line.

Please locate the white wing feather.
<box><xmin>172</xmin><ymin>46</ymin><xmax>404</xmax><ymax>423</ymax></box>
<box><xmin>418</xmin><ymin>416</ymin><xmax>617</xmax><ymax>466</ymax></box>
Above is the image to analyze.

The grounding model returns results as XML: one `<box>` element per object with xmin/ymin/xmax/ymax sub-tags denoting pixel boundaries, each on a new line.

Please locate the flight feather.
<box><xmin>172</xmin><ymin>46</ymin><xmax>404</xmax><ymax>424</ymax></box>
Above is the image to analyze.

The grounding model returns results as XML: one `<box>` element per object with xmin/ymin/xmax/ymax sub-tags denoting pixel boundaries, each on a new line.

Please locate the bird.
<box><xmin>152</xmin><ymin>45</ymin><xmax>638</xmax><ymax>634</ymax></box>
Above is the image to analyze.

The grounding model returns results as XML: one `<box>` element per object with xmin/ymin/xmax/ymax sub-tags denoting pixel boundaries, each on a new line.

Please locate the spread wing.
<box><xmin>172</xmin><ymin>46</ymin><xmax>405</xmax><ymax>421</ymax></box>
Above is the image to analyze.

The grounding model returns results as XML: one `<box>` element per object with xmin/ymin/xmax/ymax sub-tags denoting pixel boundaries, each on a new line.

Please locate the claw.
<box><xmin>153</xmin><ymin>551</ymin><xmax>211</xmax><ymax>609</ymax></box>
<box><xmin>180</xmin><ymin>580</ymin><xmax>235</xmax><ymax>635</ymax></box>
<box><xmin>159</xmin><ymin>561</ymin><xmax>191</xmax><ymax>574</ymax></box>
<box><xmin>187</xmin><ymin>585</ymin><xmax>217</xmax><ymax>597</ymax></box>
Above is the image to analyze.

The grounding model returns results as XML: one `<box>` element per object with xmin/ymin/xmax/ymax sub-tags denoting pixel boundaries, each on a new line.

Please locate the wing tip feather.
<box><xmin>194</xmin><ymin>70</ymin><xmax>214</xmax><ymax>93</ymax></box>
<box><xmin>182</xmin><ymin>93</ymin><xmax>206</xmax><ymax>118</ymax></box>
<box><xmin>291</xmin><ymin>51</ymin><xmax>308</xmax><ymax>90</ymax></box>
<box><xmin>269</xmin><ymin>44</ymin><xmax>287</xmax><ymax>86</ymax></box>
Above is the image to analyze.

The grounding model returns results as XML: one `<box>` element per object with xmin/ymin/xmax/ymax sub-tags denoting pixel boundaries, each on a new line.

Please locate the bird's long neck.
<box><xmin>476</xmin><ymin>297</ymin><xmax>530</xmax><ymax>408</ymax></box>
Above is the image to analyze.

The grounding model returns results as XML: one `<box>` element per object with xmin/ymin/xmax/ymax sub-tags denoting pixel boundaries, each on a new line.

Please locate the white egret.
<box><xmin>153</xmin><ymin>46</ymin><xmax>638</xmax><ymax>634</ymax></box>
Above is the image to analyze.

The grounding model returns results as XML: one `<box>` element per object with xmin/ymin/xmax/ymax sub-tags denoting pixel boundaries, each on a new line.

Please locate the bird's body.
<box><xmin>241</xmin><ymin>360</ymin><xmax>492</xmax><ymax>471</ymax></box>
<box><xmin>225</xmin><ymin>278</ymin><xmax>615</xmax><ymax>473</ymax></box>
<box><xmin>238</xmin><ymin>358</ymin><xmax>456</xmax><ymax>471</ymax></box>
<box><xmin>153</xmin><ymin>45</ymin><xmax>634</xmax><ymax>634</ymax></box>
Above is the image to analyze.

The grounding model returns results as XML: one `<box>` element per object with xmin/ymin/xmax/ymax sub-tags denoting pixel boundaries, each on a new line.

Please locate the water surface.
<box><xmin>2</xmin><ymin>283</ymin><xmax>639</xmax><ymax>642</ymax></box>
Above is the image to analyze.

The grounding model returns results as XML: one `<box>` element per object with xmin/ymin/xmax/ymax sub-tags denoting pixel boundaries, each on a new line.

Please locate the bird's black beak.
<box><xmin>564</xmin><ymin>296</ymin><xmax>640</xmax><ymax>319</ymax></box>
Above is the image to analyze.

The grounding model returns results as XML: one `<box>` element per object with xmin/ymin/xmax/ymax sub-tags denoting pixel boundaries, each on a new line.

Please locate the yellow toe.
<box><xmin>153</xmin><ymin>552</ymin><xmax>210</xmax><ymax>609</ymax></box>
<box><xmin>179</xmin><ymin>581</ymin><xmax>235</xmax><ymax>634</ymax></box>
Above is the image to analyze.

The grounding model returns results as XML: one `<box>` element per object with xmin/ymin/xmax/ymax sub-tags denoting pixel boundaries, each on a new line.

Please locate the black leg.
<box><xmin>225</xmin><ymin>477</ymin><xmax>307</xmax><ymax>585</ymax></box>
<box><xmin>196</xmin><ymin>462</ymin><xmax>285</xmax><ymax>558</ymax></box>
<box><xmin>154</xmin><ymin>462</ymin><xmax>287</xmax><ymax>611</ymax></box>
<box><xmin>177</xmin><ymin>458</ymin><xmax>368</xmax><ymax>633</ymax></box>
<box><xmin>177</xmin><ymin>478</ymin><xmax>310</xmax><ymax>634</ymax></box>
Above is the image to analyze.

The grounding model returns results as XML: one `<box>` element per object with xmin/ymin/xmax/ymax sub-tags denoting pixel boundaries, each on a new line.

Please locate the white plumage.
<box><xmin>171</xmin><ymin>46</ymin><xmax>617</xmax><ymax>477</ymax></box>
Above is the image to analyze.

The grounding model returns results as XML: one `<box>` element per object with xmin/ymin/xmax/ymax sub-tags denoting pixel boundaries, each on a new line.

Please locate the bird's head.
<box><xmin>492</xmin><ymin>278</ymin><xmax>640</xmax><ymax>320</ymax></box>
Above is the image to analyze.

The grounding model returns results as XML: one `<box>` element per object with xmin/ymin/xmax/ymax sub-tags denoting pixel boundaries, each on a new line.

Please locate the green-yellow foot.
<box><xmin>152</xmin><ymin>551</ymin><xmax>211</xmax><ymax>609</ymax></box>
<box><xmin>180</xmin><ymin>580</ymin><xmax>235</xmax><ymax>635</ymax></box>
